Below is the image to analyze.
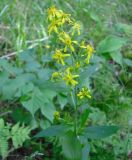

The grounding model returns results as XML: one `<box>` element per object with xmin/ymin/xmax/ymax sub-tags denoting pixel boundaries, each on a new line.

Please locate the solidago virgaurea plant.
<box><xmin>35</xmin><ymin>6</ymin><xmax>119</xmax><ymax>160</ymax></box>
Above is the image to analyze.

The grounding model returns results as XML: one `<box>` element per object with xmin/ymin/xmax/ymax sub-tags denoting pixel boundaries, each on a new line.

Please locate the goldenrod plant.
<box><xmin>35</xmin><ymin>6</ymin><xmax>119</xmax><ymax>160</ymax></box>
<box><xmin>0</xmin><ymin>0</ymin><xmax>131</xmax><ymax>159</ymax></box>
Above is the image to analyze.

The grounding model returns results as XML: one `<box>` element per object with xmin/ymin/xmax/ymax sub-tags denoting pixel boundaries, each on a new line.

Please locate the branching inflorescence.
<box><xmin>48</xmin><ymin>6</ymin><xmax>94</xmax><ymax>99</ymax></box>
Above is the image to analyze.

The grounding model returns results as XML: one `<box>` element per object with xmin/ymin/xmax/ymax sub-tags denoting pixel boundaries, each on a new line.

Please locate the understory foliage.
<box><xmin>0</xmin><ymin>119</ymin><xmax>30</xmax><ymax>159</ymax></box>
<box><xmin>0</xmin><ymin>1</ymin><xmax>132</xmax><ymax>160</ymax></box>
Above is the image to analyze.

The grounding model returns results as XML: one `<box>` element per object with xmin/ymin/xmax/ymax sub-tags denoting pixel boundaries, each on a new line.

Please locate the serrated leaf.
<box><xmin>1</xmin><ymin>73</ymin><xmax>35</xmax><ymax>100</ymax></box>
<box><xmin>21</xmin><ymin>87</ymin><xmax>48</xmax><ymax>116</ymax></box>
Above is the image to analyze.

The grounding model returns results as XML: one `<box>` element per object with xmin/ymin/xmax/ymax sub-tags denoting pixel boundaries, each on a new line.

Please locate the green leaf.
<box><xmin>35</xmin><ymin>125</ymin><xmax>70</xmax><ymax>137</ymax></box>
<box><xmin>80</xmin><ymin>64</ymin><xmax>100</xmax><ymax>81</ymax></box>
<box><xmin>60</xmin><ymin>131</ymin><xmax>82</xmax><ymax>160</ymax></box>
<box><xmin>58</xmin><ymin>94</ymin><xmax>67</xmax><ymax>109</ymax></box>
<box><xmin>21</xmin><ymin>87</ymin><xmax>49</xmax><ymax>117</ymax></box>
<box><xmin>24</xmin><ymin>61</ymin><xmax>41</xmax><ymax>72</ymax></box>
<box><xmin>114</xmin><ymin>23</ymin><xmax>132</xmax><ymax>36</ymax></box>
<box><xmin>11</xmin><ymin>123</ymin><xmax>30</xmax><ymax>149</ymax></box>
<box><xmin>82</xmin><ymin>143</ymin><xmax>90</xmax><ymax>160</ymax></box>
<box><xmin>1</xmin><ymin>73</ymin><xmax>35</xmax><ymax>100</ymax></box>
<box><xmin>124</xmin><ymin>58</ymin><xmax>132</xmax><ymax>67</ymax></box>
<box><xmin>40</xmin><ymin>120</ymin><xmax>50</xmax><ymax>130</ymax></box>
<box><xmin>84</xmin><ymin>126</ymin><xmax>119</xmax><ymax>139</ymax></box>
<box><xmin>40</xmin><ymin>102</ymin><xmax>55</xmax><ymax>122</ymax></box>
<box><xmin>0</xmin><ymin>59</ymin><xmax>22</xmax><ymax>75</ymax></box>
<box><xmin>97</xmin><ymin>36</ymin><xmax>126</xmax><ymax>54</ymax></box>
<box><xmin>18</xmin><ymin>48</ymin><xmax>36</xmax><ymax>62</ymax></box>
<box><xmin>80</xmin><ymin>109</ymin><xmax>90</xmax><ymax>128</ymax></box>
<box><xmin>110</xmin><ymin>51</ymin><xmax>123</xmax><ymax>66</ymax></box>
<box><xmin>37</xmin><ymin>69</ymin><xmax>53</xmax><ymax>81</ymax></box>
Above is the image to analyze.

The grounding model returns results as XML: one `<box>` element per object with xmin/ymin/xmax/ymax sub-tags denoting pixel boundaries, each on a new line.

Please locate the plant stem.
<box><xmin>71</xmin><ymin>87</ymin><xmax>78</xmax><ymax>135</ymax></box>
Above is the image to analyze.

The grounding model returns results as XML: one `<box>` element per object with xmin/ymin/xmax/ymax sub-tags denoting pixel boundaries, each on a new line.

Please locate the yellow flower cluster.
<box><xmin>63</xmin><ymin>68</ymin><xmax>79</xmax><ymax>86</ymax></box>
<box><xmin>51</xmin><ymin>71</ymin><xmax>62</xmax><ymax>81</ymax></box>
<box><xmin>51</xmin><ymin>68</ymin><xmax>79</xmax><ymax>86</ymax></box>
<box><xmin>77</xmin><ymin>87</ymin><xmax>91</xmax><ymax>99</ymax></box>
<box><xmin>59</xmin><ymin>32</ymin><xmax>78</xmax><ymax>52</ymax></box>
<box><xmin>47</xmin><ymin>6</ymin><xmax>71</xmax><ymax>34</ymax></box>
<box><xmin>80</xmin><ymin>41</ymin><xmax>94</xmax><ymax>64</ymax></box>
<box><xmin>53</xmin><ymin>49</ymin><xmax>70</xmax><ymax>65</ymax></box>
<box><xmin>48</xmin><ymin>6</ymin><xmax>94</xmax><ymax>92</ymax></box>
<box><xmin>72</xmin><ymin>22</ymin><xmax>81</xmax><ymax>35</ymax></box>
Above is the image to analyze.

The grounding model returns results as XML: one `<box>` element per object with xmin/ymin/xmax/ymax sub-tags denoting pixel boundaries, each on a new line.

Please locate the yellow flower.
<box><xmin>77</xmin><ymin>87</ymin><xmax>91</xmax><ymax>99</ymax></box>
<box><xmin>63</xmin><ymin>68</ymin><xmax>79</xmax><ymax>86</ymax></box>
<box><xmin>59</xmin><ymin>32</ymin><xmax>78</xmax><ymax>52</ymax></box>
<box><xmin>80</xmin><ymin>42</ymin><xmax>94</xmax><ymax>64</ymax></box>
<box><xmin>47</xmin><ymin>6</ymin><xmax>62</xmax><ymax>21</ymax></box>
<box><xmin>48</xmin><ymin>20</ymin><xmax>58</xmax><ymax>34</ymax></box>
<box><xmin>51</xmin><ymin>71</ymin><xmax>62</xmax><ymax>81</ymax></box>
<box><xmin>58</xmin><ymin>12</ymin><xmax>72</xmax><ymax>25</ymax></box>
<box><xmin>72</xmin><ymin>22</ymin><xmax>81</xmax><ymax>35</ymax></box>
<box><xmin>53</xmin><ymin>49</ymin><xmax>70</xmax><ymax>65</ymax></box>
<box><xmin>54</xmin><ymin>111</ymin><xmax>60</xmax><ymax>120</ymax></box>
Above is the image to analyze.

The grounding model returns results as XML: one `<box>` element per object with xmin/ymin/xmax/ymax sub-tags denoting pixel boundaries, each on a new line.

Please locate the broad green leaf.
<box><xmin>90</xmin><ymin>55</ymin><xmax>104</xmax><ymax>64</ymax></box>
<box><xmin>42</xmin><ymin>89</ymin><xmax>56</xmax><ymax>101</ymax></box>
<box><xmin>114</xmin><ymin>23</ymin><xmax>132</xmax><ymax>36</ymax></box>
<box><xmin>37</xmin><ymin>68</ymin><xmax>53</xmax><ymax>81</ymax></box>
<box><xmin>24</xmin><ymin>61</ymin><xmax>41</xmax><ymax>72</ymax></box>
<box><xmin>1</xmin><ymin>78</ymin><xmax>25</xmax><ymax>100</ymax></box>
<box><xmin>11</xmin><ymin>108</ymin><xmax>32</xmax><ymax>124</ymax></box>
<box><xmin>15</xmin><ymin>83</ymin><xmax>34</xmax><ymax>97</ymax></box>
<box><xmin>18</xmin><ymin>48</ymin><xmax>36</xmax><ymax>62</ymax></box>
<box><xmin>40</xmin><ymin>120</ymin><xmax>51</xmax><ymax>130</ymax></box>
<box><xmin>97</xmin><ymin>36</ymin><xmax>126</xmax><ymax>54</ymax></box>
<box><xmin>21</xmin><ymin>87</ymin><xmax>49</xmax><ymax>117</ymax></box>
<box><xmin>0</xmin><ymin>72</ymin><xmax>8</xmax><ymax>92</ymax></box>
<box><xmin>58</xmin><ymin>94</ymin><xmax>67</xmax><ymax>109</ymax></box>
<box><xmin>42</xmin><ymin>55</ymin><xmax>52</xmax><ymax>63</ymax></box>
<box><xmin>124</xmin><ymin>58</ymin><xmax>132</xmax><ymax>67</ymax></box>
<box><xmin>84</xmin><ymin>126</ymin><xmax>119</xmax><ymax>139</ymax></box>
<box><xmin>110</xmin><ymin>51</ymin><xmax>123</xmax><ymax>66</ymax></box>
<box><xmin>40</xmin><ymin>102</ymin><xmax>55</xmax><ymax>122</ymax></box>
<box><xmin>39</xmin><ymin>81</ymin><xmax>68</xmax><ymax>93</ymax></box>
<box><xmin>0</xmin><ymin>59</ymin><xmax>22</xmax><ymax>75</ymax></box>
<box><xmin>60</xmin><ymin>131</ymin><xmax>82</xmax><ymax>160</ymax></box>
<box><xmin>35</xmin><ymin>125</ymin><xmax>70</xmax><ymax>137</ymax></box>
<box><xmin>79</xmin><ymin>64</ymin><xmax>100</xmax><ymax>81</ymax></box>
